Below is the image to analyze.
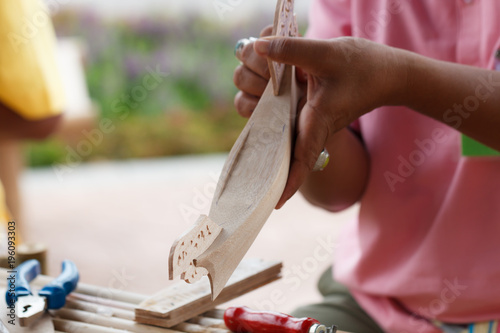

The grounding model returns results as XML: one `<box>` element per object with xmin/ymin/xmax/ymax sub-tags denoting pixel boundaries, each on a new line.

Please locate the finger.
<box><xmin>233</xmin><ymin>65</ymin><xmax>269</xmax><ymax>97</ymax></box>
<box><xmin>296</xmin><ymin>67</ymin><xmax>308</xmax><ymax>83</ymax></box>
<box><xmin>254</xmin><ymin>37</ymin><xmax>329</xmax><ymax>75</ymax></box>
<box><xmin>260</xmin><ymin>25</ymin><xmax>273</xmax><ymax>37</ymax></box>
<box><xmin>234</xmin><ymin>91</ymin><xmax>259</xmax><ymax>118</ymax></box>
<box><xmin>276</xmin><ymin>102</ymin><xmax>329</xmax><ymax>209</ymax></box>
<box><xmin>236</xmin><ymin>40</ymin><xmax>271</xmax><ymax>80</ymax></box>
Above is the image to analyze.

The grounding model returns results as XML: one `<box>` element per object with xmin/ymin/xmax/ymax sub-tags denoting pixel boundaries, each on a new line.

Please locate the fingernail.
<box><xmin>254</xmin><ymin>38</ymin><xmax>271</xmax><ymax>55</ymax></box>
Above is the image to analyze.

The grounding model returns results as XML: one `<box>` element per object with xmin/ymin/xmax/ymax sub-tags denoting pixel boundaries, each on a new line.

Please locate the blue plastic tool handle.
<box><xmin>38</xmin><ymin>260</ymin><xmax>79</xmax><ymax>309</ymax></box>
<box><xmin>5</xmin><ymin>259</ymin><xmax>40</xmax><ymax>306</ymax></box>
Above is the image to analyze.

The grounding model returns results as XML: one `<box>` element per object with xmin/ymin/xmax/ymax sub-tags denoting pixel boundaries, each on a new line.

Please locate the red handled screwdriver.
<box><xmin>224</xmin><ymin>306</ymin><xmax>338</xmax><ymax>333</ymax></box>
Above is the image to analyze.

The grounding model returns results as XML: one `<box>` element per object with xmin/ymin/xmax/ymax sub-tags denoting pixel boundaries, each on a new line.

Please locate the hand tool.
<box><xmin>5</xmin><ymin>259</ymin><xmax>79</xmax><ymax>327</ymax></box>
<box><xmin>224</xmin><ymin>306</ymin><xmax>338</xmax><ymax>333</ymax></box>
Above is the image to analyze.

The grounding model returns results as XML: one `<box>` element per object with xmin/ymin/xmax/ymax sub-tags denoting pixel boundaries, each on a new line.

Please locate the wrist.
<box><xmin>384</xmin><ymin>47</ymin><xmax>416</xmax><ymax>107</ymax></box>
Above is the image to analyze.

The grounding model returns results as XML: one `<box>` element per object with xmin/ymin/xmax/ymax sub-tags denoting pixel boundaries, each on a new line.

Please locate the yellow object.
<box><xmin>0</xmin><ymin>0</ymin><xmax>64</xmax><ymax>120</ymax></box>
<box><xmin>0</xmin><ymin>0</ymin><xmax>63</xmax><ymax>254</ymax></box>
<box><xmin>0</xmin><ymin>184</ymin><xmax>9</xmax><ymax>227</ymax></box>
<box><xmin>0</xmin><ymin>183</ymin><xmax>11</xmax><ymax>260</ymax></box>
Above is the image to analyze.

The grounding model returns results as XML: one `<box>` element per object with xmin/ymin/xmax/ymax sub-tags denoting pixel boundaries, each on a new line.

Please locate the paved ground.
<box><xmin>20</xmin><ymin>154</ymin><xmax>357</xmax><ymax>313</ymax></box>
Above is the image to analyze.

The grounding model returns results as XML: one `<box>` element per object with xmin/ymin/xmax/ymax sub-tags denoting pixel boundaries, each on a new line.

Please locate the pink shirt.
<box><xmin>307</xmin><ymin>1</ymin><xmax>500</xmax><ymax>332</ymax></box>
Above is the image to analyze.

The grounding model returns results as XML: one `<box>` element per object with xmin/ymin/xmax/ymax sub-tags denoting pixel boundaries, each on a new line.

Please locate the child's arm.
<box><xmin>254</xmin><ymin>37</ymin><xmax>500</xmax><ymax>207</ymax></box>
<box><xmin>0</xmin><ymin>101</ymin><xmax>62</xmax><ymax>140</ymax></box>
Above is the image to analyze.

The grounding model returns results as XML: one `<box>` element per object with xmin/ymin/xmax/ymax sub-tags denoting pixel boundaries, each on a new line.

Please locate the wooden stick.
<box><xmin>0</xmin><ymin>268</ymin><xmax>145</xmax><ymax>305</ymax></box>
<box><xmin>53</xmin><ymin>317</ymin><xmax>130</xmax><ymax>333</ymax></box>
<box><xmin>64</xmin><ymin>299</ymin><xmax>135</xmax><ymax>320</ymax></box>
<box><xmin>54</xmin><ymin>308</ymin><xmax>227</xmax><ymax>333</ymax></box>
<box><xmin>74</xmin><ymin>282</ymin><xmax>145</xmax><ymax>305</ymax></box>
<box><xmin>172</xmin><ymin>322</ymin><xmax>229</xmax><ymax>333</ymax></box>
<box><xmin>187</xmin><ymin>316</ymin><xmax>226</xmax><ymax>329</ymax></box>
<box><xmin>53</xmin><ymin>308</ymin><xmax>182</xmax><ymax>333</ymax></box>
<box><xmin>202</xmin><ymin>309</ymin><xmax>225</xmax><ymax>319</ymax></box>
<box><xmin>68</xmin><ymin>293</ymin><xmax>136</xmax><ymax>311</ymax></box>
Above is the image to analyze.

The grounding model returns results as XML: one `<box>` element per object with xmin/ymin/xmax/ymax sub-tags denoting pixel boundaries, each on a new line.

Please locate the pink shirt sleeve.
<box><xmin>306</xmin><ymin>0</ymin><xmax>352</xmax><ymax>39</ymax></box>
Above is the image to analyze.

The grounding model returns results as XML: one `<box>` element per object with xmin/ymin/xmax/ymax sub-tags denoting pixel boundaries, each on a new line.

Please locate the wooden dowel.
<box><xmin>203</xmin><ymin>309</ymin><xmax>225</xmax><ymax>319</ymax></box>
<box><xmin>0</xmin><ymin>268</ymin><xmax>146</xmax><ymax>305</ymax></box>
<box><xmin>68</xmin><ymin>293</ymin><xmax>136</xmax><ymax>311</ymax></box>
<box><xmin>65</xmin><ymin>299</ymin><xmax>135</xmax><ymax>321</ymax></box>
<box><xmin>172</xmin><ymin>322</ymin><xmax>229</xmax><ymax>333</ymax></box>
<box><xmin>53</xmin><ymin>317</ymin><xmax>130</xmax><ymax>333</ymax></box>
<box><xmin>187</xmin><ymin>316</ymin><xmax>227</xmax><ymax>329</ymax></box>
<box><xmin>75</xmin><ymin>282</ymin><xmax>146</xmax><ymax>305</ymax></box>
<box><xmin>53</xmin><ymin>308</ymin><xmax>183</xmax><ymax>333</ymax></box>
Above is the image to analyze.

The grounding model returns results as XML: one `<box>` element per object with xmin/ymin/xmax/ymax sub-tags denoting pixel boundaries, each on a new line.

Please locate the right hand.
<box><xmin>233</xmin><ymin>26</ymin><xmax>274</xmax><ymax>118</ymax></box>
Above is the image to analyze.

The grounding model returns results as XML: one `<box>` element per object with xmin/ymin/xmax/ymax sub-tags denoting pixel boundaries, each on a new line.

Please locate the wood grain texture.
<box><xmin>197</xmin><ymin>65</ymin><xmax>297</xmax><ymax>299</ymax></box>
<box><xmin>136</xmin><ymin>259</ymin><xmax>282</xmax><ymax>328</ymax></box>
<box><xmin>168</xmin><ymin>0</ymin><xmax>299</xmax><ymax>299</ymax></box>
<box><xmin>269</xmin><ymin>0</ymin><xmax>299</xmax><ymax>95</ymax></box>
<box><xmin>169</xmin><ymin>215</ymin><xmax>222</xmax><ymax>284</ymax></box>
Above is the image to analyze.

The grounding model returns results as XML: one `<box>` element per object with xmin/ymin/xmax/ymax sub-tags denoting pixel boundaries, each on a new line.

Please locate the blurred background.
<box><xmin>5</xmin><ymin>0</ymin><xmax>358</xmax><ymax>316</ymax></box>
<box><xmin>27</xmin><ymin>0</ymin><xmax>310</xmax><ymax>166</ymax></box>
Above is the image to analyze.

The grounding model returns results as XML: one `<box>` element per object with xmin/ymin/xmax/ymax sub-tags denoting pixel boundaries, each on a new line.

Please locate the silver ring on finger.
<box><xmin>313</xmin><ymin>148</ymin><xmax>330</xmax><ymax>172</ymax></box>
<box><xmin>234</xmin><ymin>37</ymin><xmax>257</xmax><ymax>58</ymax></box>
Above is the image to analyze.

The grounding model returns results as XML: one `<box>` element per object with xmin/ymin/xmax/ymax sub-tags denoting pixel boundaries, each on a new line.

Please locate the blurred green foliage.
<box><xmin>26</xmin><ymin>9</ymin><xmax>280</xmax><ymax>166</ymax></box>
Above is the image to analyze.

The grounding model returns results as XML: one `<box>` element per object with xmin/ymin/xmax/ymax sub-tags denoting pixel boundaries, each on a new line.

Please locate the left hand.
<box><xmin>254</xmin><ymin>36</ymin><xmax>408</xmax><ymax>208</ymax></box>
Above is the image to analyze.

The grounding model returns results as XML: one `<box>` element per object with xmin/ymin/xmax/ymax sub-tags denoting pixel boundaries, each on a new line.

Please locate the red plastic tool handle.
<box><xmin>224</xmin><ymin>306</ymin><xmax>320</xmax><ymax>333</ymax></box>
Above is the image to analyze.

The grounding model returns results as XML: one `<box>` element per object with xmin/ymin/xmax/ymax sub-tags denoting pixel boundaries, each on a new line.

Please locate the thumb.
<box><xmin>276</xmin><ymin>101</ymin><xmax>329</xmax><ymax>209</ymax></box>
<box><xmin>254</xmin><ymin>36</ymin><xmax>327</xmax><ymax>74</ymax></box>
